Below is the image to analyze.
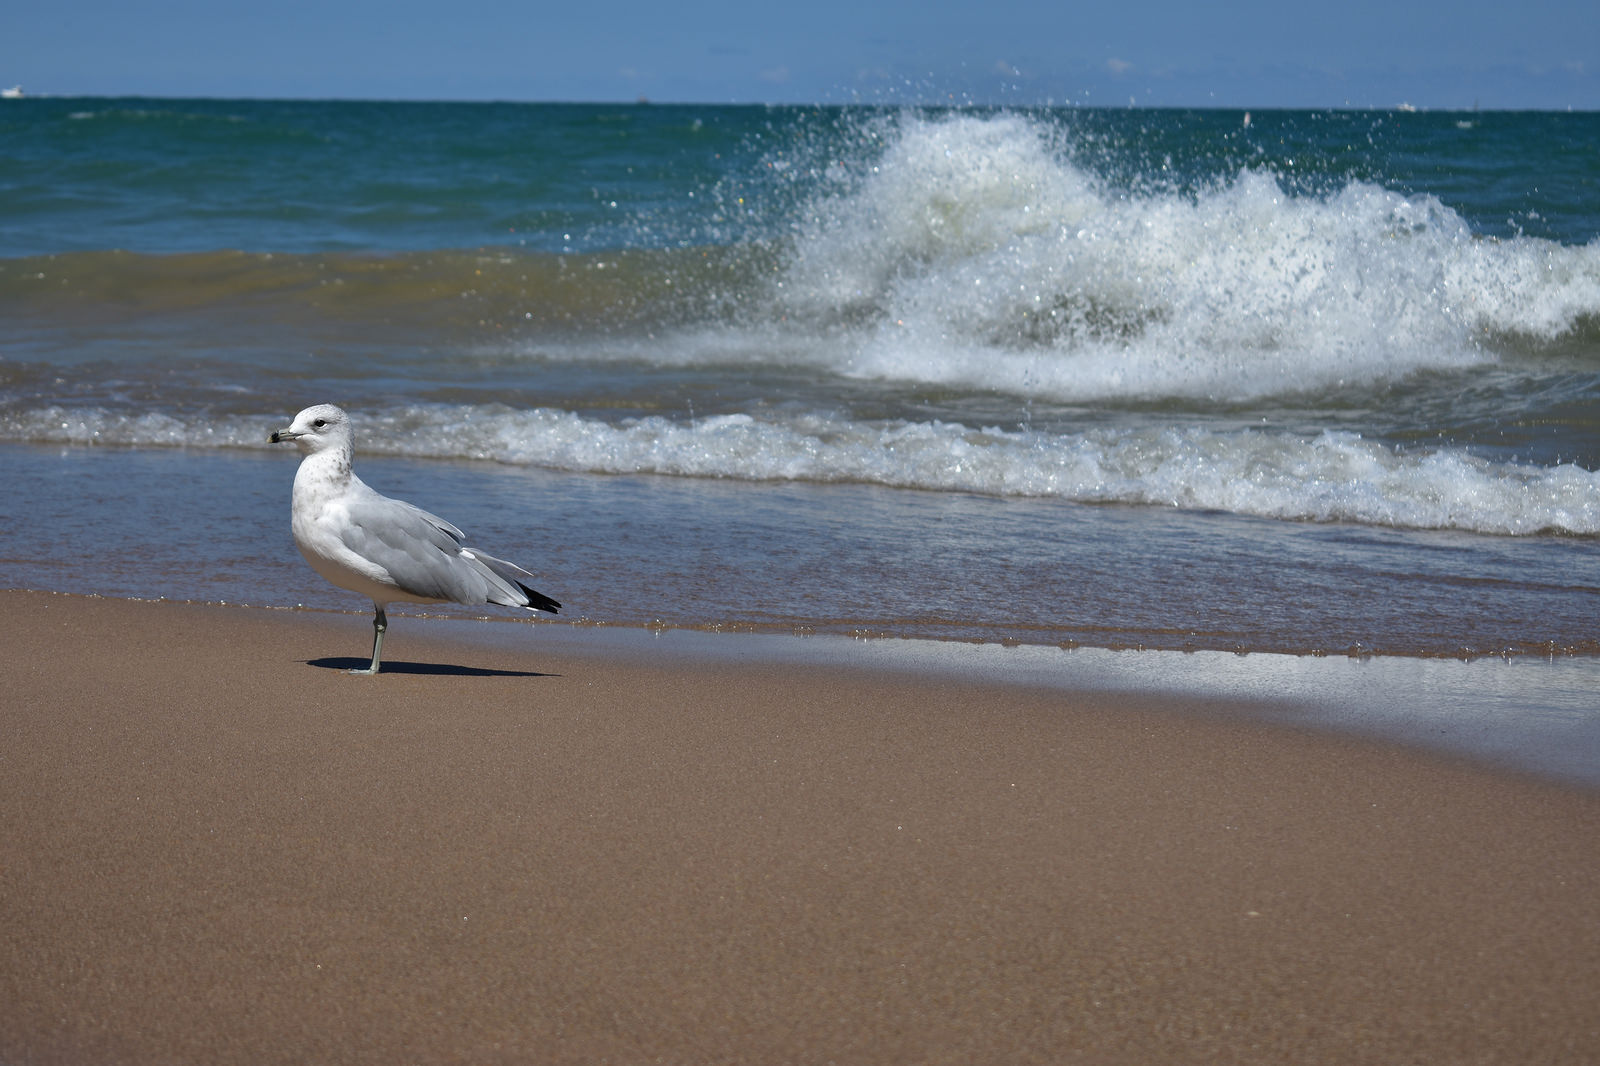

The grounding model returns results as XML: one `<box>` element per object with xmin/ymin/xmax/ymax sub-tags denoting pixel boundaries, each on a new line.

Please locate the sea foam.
<box><xmin>723</xmin><ymin>111</ymin><xmax>1600</xmax><ymax>402</ymax></box>
<box><xmin>8</xmin><ymin>403</ymin><xmax>1598</xmax><ymax>536</ymax></box>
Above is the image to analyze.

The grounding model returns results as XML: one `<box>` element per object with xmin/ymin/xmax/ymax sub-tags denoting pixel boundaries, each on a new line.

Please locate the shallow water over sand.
<box><xmin>4</xmin><ymin>442</ymin><xmax>1597</xmax><ymax>659</ymax></box>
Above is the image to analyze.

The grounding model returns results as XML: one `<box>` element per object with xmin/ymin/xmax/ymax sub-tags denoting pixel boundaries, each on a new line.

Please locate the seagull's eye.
<box><xmin>312</xmin><ymin>419</ymin><xmax>327</xmax><ymax>429</ymax></box>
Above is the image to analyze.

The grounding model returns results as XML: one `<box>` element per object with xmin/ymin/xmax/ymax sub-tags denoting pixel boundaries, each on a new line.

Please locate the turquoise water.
<box><xmin>1</xmin><ymin>99</ymin><xmax>1598</xmax><ymax>656</ymax></box>
<box><xmin>3</xmin><ymin>101</ymin><xmax>1595</xmax><ymax>253</ymax></box>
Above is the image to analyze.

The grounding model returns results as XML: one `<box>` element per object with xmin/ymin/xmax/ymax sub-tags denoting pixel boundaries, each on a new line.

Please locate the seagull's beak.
<box><xmin>268</xmin><ymin>427</ymin><xmax>299</xmax><ymax>444</ymax></box>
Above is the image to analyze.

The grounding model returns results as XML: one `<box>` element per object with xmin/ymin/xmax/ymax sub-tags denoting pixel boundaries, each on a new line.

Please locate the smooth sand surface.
<box><xmin>3</xmin><ymin>590</ymin><xmax>1597</xmax><ymax>1064</ymax></box>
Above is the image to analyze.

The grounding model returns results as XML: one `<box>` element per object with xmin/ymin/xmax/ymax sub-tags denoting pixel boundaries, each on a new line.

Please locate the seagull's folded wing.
<box><xmin>339</xmin><ymin>493</ymin><xmax>551</xmax><ymax>609</ymax></box>
<box><xmin>339</xmin><ymin>495</ymin><xmax>490</xmax><ymax>603</ymax></box>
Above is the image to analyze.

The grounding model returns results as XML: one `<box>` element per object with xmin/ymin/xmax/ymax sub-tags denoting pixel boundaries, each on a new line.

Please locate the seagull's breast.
<box><xmin>289</xmin><ymin>460</ymin><xmax>443</xmax><ymax>604</ymax></box>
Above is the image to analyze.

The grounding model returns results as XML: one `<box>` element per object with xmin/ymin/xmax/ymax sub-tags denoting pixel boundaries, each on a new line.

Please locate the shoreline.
<box><xmin>17</xmin><ymin>587</ymin><xmax>1600</xmax><ymax>788</ymax></box>
<box><xmin>4</xmin><ymin>589</ymin><xmax>1598</xmax><ymax>1063</ymax></box>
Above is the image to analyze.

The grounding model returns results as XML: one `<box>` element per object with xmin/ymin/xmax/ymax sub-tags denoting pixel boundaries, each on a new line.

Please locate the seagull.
<box><xmin>268</xmin><ymin>404</ymin><xmax>561</xmax><ymax>674</ymax></box>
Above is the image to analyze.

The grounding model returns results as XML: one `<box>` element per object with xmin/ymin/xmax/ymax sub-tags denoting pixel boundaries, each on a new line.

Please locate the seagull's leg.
<box><xmin>351</xmin><ymin>604</ymin><xmax>387</xmax><ymax>676</ymax></box>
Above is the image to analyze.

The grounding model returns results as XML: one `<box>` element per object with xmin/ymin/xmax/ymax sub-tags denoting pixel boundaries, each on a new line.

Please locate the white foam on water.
<box><xmin>8</xmin><ymin>404</ymin><xmax>1597</xmax><ymax>536</ymax></box>
<box><xmin>536</xmin><ymin>111</ymin><xmax>1594</xmax><ymax>404</ymax></box>
<box><xmin>758</xmin><ymin>111</ymin><xmax>1600</xmax><ymax>402</ymax></box>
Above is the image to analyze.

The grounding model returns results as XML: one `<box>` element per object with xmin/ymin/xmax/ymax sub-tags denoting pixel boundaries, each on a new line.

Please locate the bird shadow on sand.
<box><xmin>305</xmin><ymin>657</ymin><xmax>556</xmax><ymax>678</ymax></box>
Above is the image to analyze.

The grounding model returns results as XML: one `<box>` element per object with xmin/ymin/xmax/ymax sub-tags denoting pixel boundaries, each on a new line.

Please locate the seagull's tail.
<box><xmin>465</xmin><ymin>548</ymin><xmax>562</xmax><ymax>615</ymax></box>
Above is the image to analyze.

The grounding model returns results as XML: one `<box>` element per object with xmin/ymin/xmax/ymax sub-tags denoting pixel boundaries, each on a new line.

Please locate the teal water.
<box><xmin>1</xmin><ymin>99</ymin><xmax>1598</xmax><ymax>657</ymax></box>
<box><xmin>3</xmin><ymin>101</ymin><xmax>1596</xmax><ymax>254</ymax></box>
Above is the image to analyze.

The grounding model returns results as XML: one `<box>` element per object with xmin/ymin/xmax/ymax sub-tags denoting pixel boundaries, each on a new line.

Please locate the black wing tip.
<box><xmin>518</xmin><ymin>582</ymin><xmax>562</xmax><ymax>614</ymax></box>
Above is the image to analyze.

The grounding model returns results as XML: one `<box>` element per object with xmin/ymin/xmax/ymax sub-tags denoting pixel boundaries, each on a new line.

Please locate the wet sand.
<box><xmin>3</xmin><ymin>590</ymin><xmax>1597</xmax><ymax>1064</ymax></box>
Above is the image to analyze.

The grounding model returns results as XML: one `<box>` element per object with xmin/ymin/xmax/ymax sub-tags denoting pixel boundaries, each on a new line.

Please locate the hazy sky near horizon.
<box><xmin>5</xmin><ymin>0</ymin><xmax>1596</xmax><ymax>109</ymax></box>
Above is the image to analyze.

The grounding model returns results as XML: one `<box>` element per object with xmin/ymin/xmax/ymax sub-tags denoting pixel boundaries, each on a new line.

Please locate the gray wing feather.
<box><xmin>462</xmin><ymin>548</ymin><xmax>543</xmax><ymax>607</ymax></box>
<box><xmin>341</xmin><ymin>492</ymin><xmax>551</xmax><ymax>609</ymax></box>
<box><xmin>341</xmin><ymin>495</ymin><xmax>482</xmax><ymax>602</ymax></box>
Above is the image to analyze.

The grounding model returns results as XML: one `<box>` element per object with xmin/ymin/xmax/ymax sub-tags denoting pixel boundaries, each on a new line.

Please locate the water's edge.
<box><xmin>21</xmin><ymin>589</ymin><xmax>1597</xmax><ymax>790</ymax></box>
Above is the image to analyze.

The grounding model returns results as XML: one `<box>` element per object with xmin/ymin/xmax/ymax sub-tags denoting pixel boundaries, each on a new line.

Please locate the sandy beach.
<box><xmin>3</xmin><ymin>589</ymin><xmax>1597</xmax><ymax>1064</ymax></box>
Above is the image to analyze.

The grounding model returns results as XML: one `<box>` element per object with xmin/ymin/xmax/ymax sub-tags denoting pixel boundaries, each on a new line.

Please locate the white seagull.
<box><xmin>269</xmin><ymin>404</ymin><xmax>561</xmax><ymax>674</ymax></box>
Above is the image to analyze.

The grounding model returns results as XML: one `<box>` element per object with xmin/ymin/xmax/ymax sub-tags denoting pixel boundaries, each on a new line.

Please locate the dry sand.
<box><xmin>3</xmin><ymin>589</ymin><xmax>1597</xmax><ymax>1064</ymax></box>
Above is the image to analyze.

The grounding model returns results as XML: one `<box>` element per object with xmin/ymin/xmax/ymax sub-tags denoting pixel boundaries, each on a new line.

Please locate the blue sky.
<box><xmin>5</xmin><ymin>0</ymin><xmax>1596</xmax><ymax>109</ymax></box>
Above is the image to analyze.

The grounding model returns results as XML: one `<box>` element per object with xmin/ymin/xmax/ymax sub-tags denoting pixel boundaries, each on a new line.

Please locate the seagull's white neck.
<box><xmin>292</xmin><ymin>442</ymin><xmax>355</xmax><ymax>507</ymax></box>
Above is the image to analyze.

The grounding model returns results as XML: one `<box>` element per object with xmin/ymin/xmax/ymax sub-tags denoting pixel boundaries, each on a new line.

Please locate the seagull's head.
<box><xmin>269</xmin><ymin>404</ymin><xmax>353</xmax><ymax>454</ymax></box>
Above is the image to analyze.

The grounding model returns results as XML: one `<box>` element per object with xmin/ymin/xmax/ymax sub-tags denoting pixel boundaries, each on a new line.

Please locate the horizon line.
<box><xmin>5</xmin><ymin>90</ymin><xmax>1594</xmax><ymax>113</ymax></box>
